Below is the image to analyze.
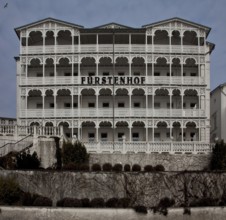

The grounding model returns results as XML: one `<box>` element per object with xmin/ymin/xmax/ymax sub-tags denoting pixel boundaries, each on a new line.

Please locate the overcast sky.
<box><xmin>0</xmin><ymin>0</ymin><xmax>225</xmax><ymax>118</ymax></box>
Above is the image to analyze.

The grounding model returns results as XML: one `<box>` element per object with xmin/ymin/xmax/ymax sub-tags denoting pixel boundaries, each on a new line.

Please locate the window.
<box><xmin>36</xmin><ymin>103</ymin><xmax>43</xmax><ymax>109</ymax></box>
<box><xmin>102</xmin><ymin>102</ymin><xmax>109</xmax><ymax>108</ymax></box>
<box><xmin>190</xmin><ymin>103</ymin><xmax>196</xmax><ymax>108</ymax></box>
<box><xmin>49</xmin><ymin>103</ymin><xmax>54</xmax><ymax>108</ymax></box>
<box><xmin>154</xmin><ymin>133</ymin><xmax>160</xmax><ymax>138</ymax></box>
<box><xmin>118</xmin><ymin>72</ymin><xmax>124</xmax><ymax>76</ymax></box>
<box><xmin>88</xmin><ymin>133</ymin><xmax>95</xmax><ymax>142</ymax></box>
<box><xmin>118</xmin><ymin>102</ymin><xmax>125</xmax><ymax>108</ymax></box>
<box><xmin>101</xmin><ymin>133</ymin><xmax>108</xmax><ymax>141</ymax></box>
<box><xmin>88</xmin><ymin>103</ymin><xmax>95</xmax><ymax>108</ymax></box>
<box><xmin>132</xmin><ymin>133</ymin><xmax>139</xmax><ymax>141</ymax></box>
<box><xmin>133</xmin><ymin>102</ymin><xmax>140</xmax><ymax>108</ymax></box>
<box><xmin>64</xmin><ymin>103</ymin><xmax>71</xmax><ymax>108</ymax></box>
<box><xmin>154</xmin><ymin>72</ymin><xmax>160</xmax><ymax>76</ymax></box>
<box><xmin>190</xmin><ymin>132</ymin><xmax>196</xmax><ymax>141</ymax></box>
<box><xmin>73</xmin><ymin>103</ymin><xmax>78</xmax><ymax>108</ymax></box>
<box><xmin>183</xmin><ymin>72</ymin><xmax>186</xmax><ymax>76</ymax></box>
<box><xmin>49</xmin><ymin>72</ymin><xmax>54</xmax><ymax>77</ymax></box>
<box><xmin>118</xmin><ymin>133</ymin><xmax>124</xmax><ymax>141</ymax></box>
<box><xmin>103</xmin><ymin>72</ymin><xmax>109</xmax><ymax>76</ymax></box>
<box><xmin>88</xmin><ymin>72</ymin><xmax>95</xmax><ymax>76</ymax></box>
<box><xmin>154</xmin><ymin>103</ymin><xmax>160</xmax><ymax>108</ymax></box>
<box><xmin>190</xmin><ymin>72</ymin><xmax>197</xmax><ymax>77</ymax></box>
<box><xmin>133</xmin><ymin>72</ymin><xmax>140</xmax><ymax>76</ymax></box>
<box><xmin>167</xmin><ymin>132</ymin><xmax>171</xmax><ymax>138</ymax></box>
<box><xmin>73</xmin><ymin>72</ymin><xmax>78</xmax><ymax>76</ymax></box>
<box><xmin>183</xmin><ymin>103</ymin><xmax>186</xmax><ymax>108</ymax></box>
<box><xmin>64</xmin><ymin>72</ymin><xmax>71</xmax><ymax>76</ymax></box>
<box><xmin>37</xmin><ymin>73</ymin><xmax>42</xmax><ymax>77</ymax></box>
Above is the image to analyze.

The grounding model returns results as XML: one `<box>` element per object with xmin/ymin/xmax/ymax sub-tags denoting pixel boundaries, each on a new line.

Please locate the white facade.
<box><xmin>210</xmin><ymin>83</ymin><xmax>226</xmax><ymax>142</ymax></box>
<box><xmin>14</xmin><ymin>17</ymin><xmax>214</xmax><ymax>153</ymax></box>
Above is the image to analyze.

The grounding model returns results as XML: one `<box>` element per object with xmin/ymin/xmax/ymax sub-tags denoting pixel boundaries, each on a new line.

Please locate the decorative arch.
<box><xmin>28</xmin><ymin>31</ymin><xmax>43</xmax><ymax>46</ymax></box>
<box><xmin>30</xmin><ymin>122</ymin><xmax>40</xmax><ymax>126</ymax></box>
<box><xmin>115</xmin><ymin>88</ymin><xmax>129</xmax><ymax>96</ymax></box>
<box><xmin>99</xmin><ymin>121</ymin><xmax>112</xmax><ymax>127</ymax></box>
<box><xmin>154</xmin><ymin>30</ymin><xmax>169</xmax><ymax>45</ymax></box>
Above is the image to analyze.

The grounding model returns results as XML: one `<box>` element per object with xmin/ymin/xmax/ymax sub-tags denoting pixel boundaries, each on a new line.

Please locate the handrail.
<box><xmin>0</xmin><ymin>134</ymin><xmax>32</xmax><ymax>149</ymax></box>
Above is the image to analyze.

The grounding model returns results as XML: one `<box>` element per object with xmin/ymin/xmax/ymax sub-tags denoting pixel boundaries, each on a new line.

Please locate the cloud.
<box><xmin>0</xmin><ymin>0</ymin><xmax>225</xmax><ymax>117</ymax></box>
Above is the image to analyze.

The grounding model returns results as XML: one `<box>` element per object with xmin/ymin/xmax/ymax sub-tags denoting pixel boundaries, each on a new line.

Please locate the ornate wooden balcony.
<box><xmin>21</xmin><ymin>44</ymin><xmax>206</xmax><ymax>55</ymax></box>
<box><xmin>19</xmin><ymin>108</ymin><xmax>206</xmax><ymax>118</ymax></box>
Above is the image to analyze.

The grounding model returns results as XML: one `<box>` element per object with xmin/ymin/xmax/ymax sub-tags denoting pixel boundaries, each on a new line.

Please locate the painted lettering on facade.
<box><xmin>81</xmin><ymin>76</ymin><xmax>145</xmax><ymax>85</ymax></box>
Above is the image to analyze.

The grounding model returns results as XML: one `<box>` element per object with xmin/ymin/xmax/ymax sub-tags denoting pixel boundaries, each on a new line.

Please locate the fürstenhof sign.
<box><xmin>81</xmin><ymin>76</ymin><xmax>145</xmax><ymax>85</ymax></box>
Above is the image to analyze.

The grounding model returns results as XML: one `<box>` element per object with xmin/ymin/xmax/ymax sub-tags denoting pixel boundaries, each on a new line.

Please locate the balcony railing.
<box><xmin>20</xmin><ymin>76</ymin><xmax>205</xmax><ymax>86</ymax></box>
<box><xmin>20</xmin><ymin>108</ymin><xmax>206</xmax><ymax>118</ymax></box>
<box><xmin>83</xmin><ymin>141</ymin><xmax>212</xmax><ymax>154</ymax></box>
<box><xmin>21</xmin><ymin>44</ymin><xmax>206</xmax><ymax>55</ymax></box>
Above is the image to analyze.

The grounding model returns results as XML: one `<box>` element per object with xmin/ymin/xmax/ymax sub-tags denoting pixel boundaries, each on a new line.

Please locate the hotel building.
<box><xmin>14</xmin><ymin>17</ymin><xmax>214</xmax><ymax>153</ymax></box>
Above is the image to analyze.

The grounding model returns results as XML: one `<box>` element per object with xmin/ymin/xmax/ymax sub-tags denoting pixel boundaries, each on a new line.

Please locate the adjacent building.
<box><xmin>210</xmin><ymin>83</ymin><xmax>226</xmax><ymax>142</ymax></box>
<box><xmin>14</xmin><ymin>17</ymin><xmax>214</xmax><ymax>152</ymax></box>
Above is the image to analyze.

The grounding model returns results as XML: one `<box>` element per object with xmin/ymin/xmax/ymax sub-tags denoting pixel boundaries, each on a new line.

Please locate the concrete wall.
<box><xmin>0</xmin><ymin>207</ymin><xmax>226</xmax><ymax>220</ymax></box>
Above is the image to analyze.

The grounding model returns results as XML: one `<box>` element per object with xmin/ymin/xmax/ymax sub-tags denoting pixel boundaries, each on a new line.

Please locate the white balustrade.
<box><xmin>21</xmin><ymin>45</ymin><xmax>205</xmax><ymax>55</ymax></box>
<box><xmin>20</xmin><ymin>108</ymin><xmax>205</xmax><ymax>118</ymax></box>
<box><xmin>83</xmin><ymin>141</ymin><xmax>212</xmax><ymax>154</ymax></box>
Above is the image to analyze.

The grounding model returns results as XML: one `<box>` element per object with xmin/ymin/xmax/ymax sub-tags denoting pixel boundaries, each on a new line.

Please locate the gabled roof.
<box><xmin>93</xmin><ymin>22</ymin><xmax>134</xmax><ymax>29</ymax></box>
<box><xmin>15</xmin><ymin>17</ymin><xmax>84</xmax><ymax>37</ymax></box>
<box><xmin>142</xmin><ymin>17</ymin><xmax>211</xmax><ymax>36</ymax></box>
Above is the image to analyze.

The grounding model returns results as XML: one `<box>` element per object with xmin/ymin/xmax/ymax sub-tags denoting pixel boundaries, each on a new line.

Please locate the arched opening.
<box><xmin>154</xmin><ymin>57</ymin><xmax>169</xmax><ymax>78</ymax></box>
<box><xmin>172</xmin><ymin>122</ymin><xmax>181</xmax><ymax>141</ymax></box>
<box><xmin>132</xmin><ymin>88</ymin><xmax>145</xmax><ymax>108</ymax></box>
<box><xmin>132</xmin><ymin>121</ymin><xmax>145</xmax><ymax>141</ymax></box>
<box><xmin>30</xmin><ymin>122</ymin><xmax>40</xmax><ymax>126</ymax></box>
<box><xmin>99</xmin><ymin>57</ymin><xmax>113</xmax><ymax>77</ymax></box>
<box><xmin>56</xmin><ymin>89</ymin><xmax>71</xmax><ymax>110</ymax></box>
<box><xmin>28</xmin><ymin>31</ymin><xmax>43</xmax><ymax>46</ymax></box>
<box><xmin>184</xmin><ymin>58</ymin><xmax>198</xmax><ymax>77</ymax></box>
<box><xmin>155</xmin><ymin>89</ymin><xmax>169</xmax><ymax>110</ymax></box>
<box><xmin>184</xmin><ymin>89</ymin><xmax>199</xmax><ymax>109</ymax></box>
<box><xmin>45</xmin><ymin>90</ymin><xmax>54</xmax><ymax>111</ymax></box>
<box><xmin>154</xmin><ymin>30</ymin><xmax>169</xmax><ymax>45</ymax></box>
<box><xmin>59</xmin><ymin>121</ymin><xmax>70</xmax><ymax>138</ymax></box>
<box><xmin>45</xmin><ymin>31</ymin><xmax>55</xmax><ymax>45</ymax></box>
<box><xmin>156</xmin><ymin>121</ymin><xmax>169</xmax><ymax>141</ymax></box>
<box><xmin>99</xmin><ymin>88</ymin><xmax>112</xmax><ymax>110</ymax></box>
<box><xmin>172</xmin><ymin>58</ymin><xmax>181</xmax><ymax>77</ymax></box>
<box><xmin>116</xmin><ymin>121</ymin><xmax>129</xmax><ymax>141</ymax></box>
<box><xmin>115</xmin><ymin>57</ymin><xmax>129</xmax><ymax>76</ymax></box>
<box><xmin>28</xmin><ymin>58</ymin><xmax>42</xmax><ymax>77</ymax></box>
<box><xmin>80</xmin><ymin>57</ymin><xmax>96</xmax><ymax>76</ymax></box>
<box><xmin>57</xmin><ymin>30</ymin><xmax>72</xmax><ymax>45</ymax></box>
<box><xmin>183</xmin><ymin>31</ymin><xmax>198</xmax><ymax>45</ymax></box>
<box><xmin>56</xmin><ymin>57</ymin><xmax>71</xmax><ymax>77</ymax></box>
<box><xmin>171</xmin><ymin>30</ymin><xmax>181</xmax><ymax>45</ymax></box>
<box><xmin>131</xmin><ymin>57</ymin><xmax>145</xmax><ymax>76</ymax></box>
<box><xmin>172</xmin><ymin>89</ymin><xmax>181</xmax><ymax>109</ymax></box>
<box><xmin>45</xmin><ymin>58</ymin><xmax>54</xmax><ymax>77</ymax></box>
<box><xmin>185</xmin><ymin>122</ymin><xmax>198</xmax><ymax>141</ymax></box>
<box><xmin>80</xmin><ymin>88</ymin><xmax>96</xmax><ymax>109</ymax></box>
<box><xmin>99</xmin><ymin>121</ymin><xmax>113</xmax><ymax>142</ymax></box>
<box><xmin>27</xmin><ymin>90</ymin><xmax>42</xmax><ymax>110</ymax></box>
<box><xmin>81</xmin><ymin>121</ymin><xmax>96</xmax><ymax>142</ymax></box>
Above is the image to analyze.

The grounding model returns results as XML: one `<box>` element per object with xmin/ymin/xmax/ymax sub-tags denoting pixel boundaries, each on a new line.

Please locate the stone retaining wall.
<box><xmin>89</xmin><ymin>153</ymin><xmax>211</xmax><ymax>171</ymax></box>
